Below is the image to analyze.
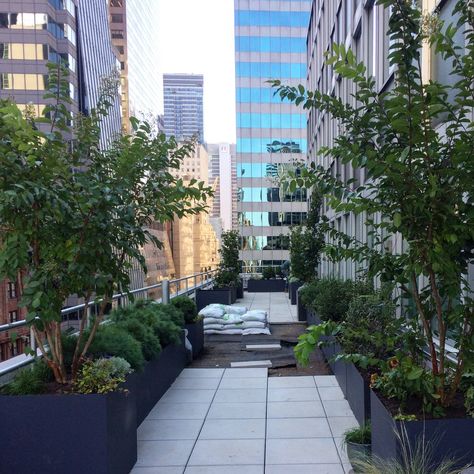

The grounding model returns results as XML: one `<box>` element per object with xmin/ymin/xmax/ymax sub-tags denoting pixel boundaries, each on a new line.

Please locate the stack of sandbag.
<box><xmin>199</xmin><ymin>304</ymin><xmax>271</xmax><ymax>335</ymax></box>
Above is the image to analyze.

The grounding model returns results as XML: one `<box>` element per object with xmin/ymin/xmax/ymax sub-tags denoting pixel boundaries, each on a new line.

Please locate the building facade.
<box><xmin>234</xmin><ymin>0</ymin><xmax>312</xmax><ymax>273</ymax></box>
<box><xmin>163</xmin><ymin>73</ymin><xmax>204</xmax><ymax>143</ymax></box>
<box><xmin>206</xmin><ymin>143</ymin><xmax>238</xmax><ymax>232</ymax></box>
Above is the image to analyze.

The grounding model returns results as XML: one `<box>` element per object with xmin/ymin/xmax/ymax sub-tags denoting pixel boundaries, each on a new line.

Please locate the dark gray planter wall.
<box><xmin>297</xmin><ymin>291</ymin><xmax>307</xmax><ymax>321</ymax></box>
<box><xmin>345</xmin><ymin>362</ymin><xmax>370</xmax><ymax>425</ymax></box>
<box><xmin>196</xmin><ymin>288</ymin><xmax>232</xmax><ymax>311</ymax></box>
<box><xmin>0</xmin><ymin>383</ymin><xmax>137</xmax><ymax>474</ymax></box>
<box><xmin>247</xmin><ymin>279</ymin><xmax>285</xmax><ymax>292</ymax></box>
<box><xmin>236</xmin><ymin>282</ymin><xmax>244</xmax><ymax>299</ymax></box>
<box><xmin>133</xmin><ymin>338</ymin><xmax>187</xmax><ymax>425</ymax></box>
<box><xmin>371</xmin><ymin>390</ymin><xmax>474</xmax><ymax>469</ymax></box>
<box><xmin>289</xmin><ymin>281</ymin><xmax>303</xmax><ymax>305</ymax></box>
<box><xmin>186</xmin><ymin>319</ymin><xmax>204</xmax><ymax>359</ymax></box>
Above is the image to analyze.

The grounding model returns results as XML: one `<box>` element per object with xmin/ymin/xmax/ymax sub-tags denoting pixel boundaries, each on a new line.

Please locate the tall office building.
<box><xmin>234</xmin><ymin>0</ymin><xmax>312</xmax><ymax>273</ymax></box>
<box><xmin>108</xmin><ymin>0</ymin><xmax>160</xmax><ymax>131</ymax></box>
<box><xmin>163</xmin><ymin>73</ymin><xmax>204</xmax><ymax>143</ymax></box>
<box><xmin>207</xmin><ymin>143</ymin><xmax>238</xmax><ymax>232</ymax></box>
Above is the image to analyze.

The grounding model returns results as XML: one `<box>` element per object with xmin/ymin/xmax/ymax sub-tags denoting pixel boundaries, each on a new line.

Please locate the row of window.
<box><xmin>236</xmin><ymin>62</ymin><xmax>306</xmax><ymax>79</ymax></box>
<box><xmin>236</xmin><ymin>87</ymin><xmax>292</xmax><ymax>104</ymax></box>
<box><xmin>238</xmin><ymin>187</ymin><xmax>307</xmax><ymax>202</ymax></box>
<box><xmin>242</xmin><ymin>260</ymin><xmax>286</xmax><ymax>273</ymax></box>
<box><xmin>239</xmin><ymin>212</ymin><xmax>307</xmax><ymax>226</ymax></box>
<box><xmin>0</xmin><ymin>73</ymin><xmax>48</xmax><ymax>91</ymax></box>
<box><xmin>48</xmin><ymin>0</ymin><xmax>75</xmax><ymax>17</ymax></box>
<box><xmin>237</xmin><ymin>138</ymin><xmax>306</xmax><ymax>154</ymax></box>
<box><xmin>235</xmin><ymin>10</ymin><xmax>310</xmax><ymax>27</ymax></box>
<box><xmin>237</xmin><ymin>113</ymin><xmax>306</xmax><ymax>129</ymax></box>
<box><xmin>0</xmin><ymin>13</ymin><xmax>76</xmax><ymax>45</ymax></box>
<box><xmin>241</xmin><ymin>236</ymin><xmax>290</xmax><ymax>251</ymax></box>
<box><xmin>238</xmin><ymin>162</ymin><xmax>299</xmax><ymax>178</ymax></box>
<box><xmin>0</xmin><ymin>43</ymin><xmax>76</xmax><ymax>72</ymax></box>
<box><xmin>236</xmin><ymin>36</ymin><xmax>306</xmax><ymax>53</ymax></box>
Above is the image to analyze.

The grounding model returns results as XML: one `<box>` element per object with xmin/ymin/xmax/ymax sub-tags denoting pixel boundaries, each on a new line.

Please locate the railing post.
<box><xmin>29</xmin><ymin>327</ymin><xmax>36</xmax><ymax>354</ymax></box>
<box><xmin>185</xmin><ymin>277</ymin><xmax>189</xmax><ymax>295</ymax></box>
<box><xmin>162</xmin><ymin>279</ymin><xmax>170</xmax><ymax>304</ymax></box>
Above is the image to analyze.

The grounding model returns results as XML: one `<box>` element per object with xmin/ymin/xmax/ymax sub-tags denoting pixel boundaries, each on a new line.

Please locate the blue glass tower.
<box><xmin>234</xmin><ymin>0</ymin><xmax>311</xmax><ymax>273</ymax></box>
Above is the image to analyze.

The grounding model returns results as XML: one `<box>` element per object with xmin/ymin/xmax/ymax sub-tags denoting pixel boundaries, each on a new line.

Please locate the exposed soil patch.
<box><xmin>189</xmin><ymin>323</ymin><xmax>332</xmax><ymax>376</ymax></box>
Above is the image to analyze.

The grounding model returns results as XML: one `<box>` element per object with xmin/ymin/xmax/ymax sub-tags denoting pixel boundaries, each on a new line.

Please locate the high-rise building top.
<box><xmin>234</xmin><ymin>0</ymin><xmax>311</xmax><ymax>273</ymax></box>
<box><xmin>163</xmin><ymin>73</ymin><xmax>204</xmax><ymax>143</ymax></box>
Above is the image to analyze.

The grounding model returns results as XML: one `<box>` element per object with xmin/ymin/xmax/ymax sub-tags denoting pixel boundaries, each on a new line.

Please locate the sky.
<box><xmin>156</xmin><ymin>0</ymin><xmax>236</xmax><ymax>144</ymax></box>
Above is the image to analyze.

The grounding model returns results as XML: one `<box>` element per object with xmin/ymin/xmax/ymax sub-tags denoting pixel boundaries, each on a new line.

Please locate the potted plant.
<box><xmin>343</xmin><ymin>424</ymin><xmax>371</xmax><ymax>472</ymax></box>
<box><xmin>171</xmin><ymin>295</ymin><xmax>204</xmax><ymax>358</ymax></box>
<box><xmin>0</xmin><ymin>63</ymin><xmax>211</xmax><ymax>472</ymax></box>
<box><xmin>247</xmin><ymin>266</ymin><xmax>286</xmax><ymax>292</ymax></box>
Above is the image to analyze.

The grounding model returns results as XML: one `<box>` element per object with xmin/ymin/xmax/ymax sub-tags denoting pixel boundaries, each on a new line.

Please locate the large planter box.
<box><xmin>371</xmin><ymin>390</ymin><xmax>474</xmax><ymax>469</ymax></box>
<box><xmin>289</xmin><ymin>281</ymin><xmax>303</xmax><ymax>305</ymax></box>
<box><xmin>0</xmin><ymin>381</ymin><xmax>137</xmax><ymax>474</ymax></box>
<box><xmin>133</xmin><ymin>337</ymin><xmax>187</xmax><ymax>425</ymax></box>
<box><xmin>186</xmin><ymin>319</ymin><xmax>204</xmax><ymax>359</ymax></box>
<box><xmin>247</xmin><ymin>279</ymin><xmax>285</xmax><ymax>292</ymax></box>
<box><xmin>196</xmin><ymin>288</ymin><xmax>232</xmax><ymax>311</ymax></box>
<box><xmin>236</xmin><ymin>282</ymin><xmax>244</xmax><ymax>299</ymax></box>
<box><xmin>230</xmin><ymin>285</ymin><xmax>237</xmax><ymax>303</ymax></box>
<box><xmin>297</xmin><ymin>289</ymin><xmax>307</xmax><ymax>321</ymax></box>
<box><xmin>345</xmin><ymin>362</ymin><xmax>370</xmax><ymax>425</ymax></box>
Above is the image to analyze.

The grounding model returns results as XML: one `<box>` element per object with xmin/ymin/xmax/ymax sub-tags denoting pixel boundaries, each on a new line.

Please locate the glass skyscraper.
<box><xmin>234</xmin><ymin>0</ymin><xmax>311</xmax><ymax>273</ymax></box>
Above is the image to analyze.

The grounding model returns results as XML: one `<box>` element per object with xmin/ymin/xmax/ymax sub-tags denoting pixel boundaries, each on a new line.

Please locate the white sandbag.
<box><xmin>198</xmin><ymin>305</ymin><xmax>225</xmax><ymax>318</ymax></box>
<box><xmin>245</xmin><ymin>309</ymin><xmax>268</xmax><ymax>316</ymax></box>
<box><xmin>242</xmin><ymin>321</ymin><xmax>266</xmax><ymax>329</ymax></box>
<box><xmin>203</xmin><ymin>323</ymin><xmax>224</xmax><ymax>330</ymax></box>
<box><xmin>243</xmin><ymin>327</ymin><xmax>271</xmax><ymax>336</ymax></box>
<box><xmin>224</xmin><ymin>305</ymin><xmax>247</xmax><ymax>315</ymax></box>
<box><xmin>223</xmin><ymin>324</ymin><xmax>244</xmax><ymax>330</ymax></box>
<box><xmin>203</xmin><ymin>317</ymin><xmax>223</xmax><ymax>325</ymax></box>
<box><xmin>221</xmin><ymin>314</ymin><xmax>243</xmax><ymax>325</ymax></box>
<box><xmin>241</xmin><ymin>312</ymin><xmax>267</xmax><ymax>322</ymax></box>
<box><xmin>205</xmin><ymin>329</ymin><xmax>243</xmax><ymax>335</ymax></box>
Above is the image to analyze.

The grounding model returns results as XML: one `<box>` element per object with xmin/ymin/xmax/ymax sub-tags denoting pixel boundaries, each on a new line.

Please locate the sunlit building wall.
<box><xmin>234</xmin><ymin>0</ymin><xmax>312</xmax><ymax>273</ymax></box>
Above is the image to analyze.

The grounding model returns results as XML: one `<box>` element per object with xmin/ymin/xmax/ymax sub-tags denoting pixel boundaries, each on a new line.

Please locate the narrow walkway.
<box><xmin>238</xmin><ymin>292</ymin><xmax>297</xmax><ymax>323</ymax></box>
<box><xmin>132</xmin><ymin>369</ymin><xmax>356</xmax><ymax>473</ymax></box>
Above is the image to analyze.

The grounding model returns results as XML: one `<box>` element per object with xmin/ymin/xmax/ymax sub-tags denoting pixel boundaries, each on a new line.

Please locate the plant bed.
<box><xmin>370</xmin><ymin>389</ymin><xmax>474</xmax><ymax>469</ymax></box>
<box><xmin>132</xmin><ymin>336</ymin><xmax>187</xmax><ymax>425</ymax></box>
<box><xmin>247</xmin><ymin>278</ymin><xmax>285</xmax><ymax>292</ymax></box>
<box><xmin>297</xmin><ymin>290</ymin><xmax>307</xmax><ymax>322</ymax></box>
<box><xmin>185</xmin><ymin>319</ymin><xmax>204</xmax><ymax>359</ymax></box>
<box><xmin>345</xmin><ymin>363</ymin><xmax>370</xmax><ymax>425</ymax></box>
<box><xmin>289</xmin><ymin>281</ymin><xmax>303</xmax><ymax>305</ymax></box>
<box><xmin>196</xmin><ymin>287</ymin><xmax>233</xmax><ymax>311</ymax></box>
<box><xmin>0</xmin><ymin>379</ymin><xmax>137</xmax><ymax>474</ymax></box>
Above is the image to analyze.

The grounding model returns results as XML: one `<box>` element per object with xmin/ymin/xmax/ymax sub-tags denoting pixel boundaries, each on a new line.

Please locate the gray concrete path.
<box><xmin>131</xmin><ymin>369</ymin><xmax>355</xmax><ymax>473</ymax></box>
<box><xmin>238</xmin><ymin>292</ymin><xmax>297</xmax><ymax>323</ymax></box>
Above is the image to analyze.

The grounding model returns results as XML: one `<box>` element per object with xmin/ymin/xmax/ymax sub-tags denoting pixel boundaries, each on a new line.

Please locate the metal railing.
<box><xmin>0</xmin><ymin>269</ymin><xmax>217</xmax><ymax>379</ymax></box>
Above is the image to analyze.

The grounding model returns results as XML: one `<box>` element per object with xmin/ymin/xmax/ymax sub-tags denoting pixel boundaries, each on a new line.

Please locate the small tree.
<box><xmin>289</xmin><ymin>192</ymin><xmax>325</xmax><ymax>282</ymax></box>
<box><xmin>271</xmin><ymin>0</ymin><xmax>474</xmax><ymax>408</ymax></box>
<box><xmin>0</xmin><ymin>63</ymin><xmax>213</xmax><ymax>384</ymax></box>
<box><xmin>214</xmin><ymin>230</ymin><xmax>241</xmax><ymax>288</ymax></box>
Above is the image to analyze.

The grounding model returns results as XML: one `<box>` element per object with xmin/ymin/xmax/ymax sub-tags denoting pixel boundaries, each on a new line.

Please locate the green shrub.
<box><xmin>1</xmin><ymin>360</ymin><xmax>53</xmax><ymax>395</ymax></box>
<box><xmin>153</xmin><ymin>318</ymin><xmax>182</xmax><ymax>346</ymax></box>
<box><xmin>171</xmin><ymin>296</ymin><xmax>198</xmax><ymax>324</ymax></box>
<box><xmin>154</xmin><ymin>303</ymin><xmax>184</xmax><ymax>328</ymax></box>
<box><xmin>87</xmin><ymin>324</ymin><xmax>145</xmax><ymax>371</ymax></box>
<box><xmin>262</xmin><ymin>266</ymin><xmax>276</xmax><ymax>280</ymax></box>
<box><xmin>115</xmin><ymin>318</ymin><xmax>161</xmax><ymax>361</ymax></box>
<box><xmin>343</xmin><ymin>424</ymin><xmax>371</xmax><ymax>445</ymax></box>
<box><xmin>74</xmin><ymin>357</ymin><xmax>132</xmax><ymax>394</ymax></box>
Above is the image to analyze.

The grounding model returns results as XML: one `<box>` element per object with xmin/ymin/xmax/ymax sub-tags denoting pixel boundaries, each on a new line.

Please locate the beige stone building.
<box><xmin>170</xmin><ymin>144</ymin><xmax>220</xmax><ymax>278</ymax></box>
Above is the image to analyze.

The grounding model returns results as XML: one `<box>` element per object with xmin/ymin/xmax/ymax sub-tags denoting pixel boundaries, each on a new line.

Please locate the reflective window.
<box><xmin>236</xmin><ymin>36</ymin><xmax>306</xmax><ymax>53</ymax></box>
<box><xmin>238</xmin><ymin>187</ymin><xmax>307</xmax><ymax>202</ymax></box>
<box><xmin>237</xmin><ymin>113</ymin><xmax>306</xmax><ymax>129</ymax></box>
<box><xmin>64</xmin><ymin>24</ymin><xmax>76</xmax><ymax>45</ymax></box>
<box><xmin>111</xmin><ymin>13</ymin><xmax>124</xmax><ymax>23</ymax></box>
<box><xmin>111</xmin><ymin>29</ymin><xmax>124</xmax><ymax>39</ymax></box>
<box><xmin>238</xmin><ymin>163</ymin><xmax>280</xmax><ymax>177</ymax></box>
<box><xmin>0</xmin><ymin>73</ymin><xmax>48</xmax><ymax>90</ymax></box>
<box><xmin>239</xmin><ymin>212</ymin><xmax>307</xmax><ymax>226</ymax></box>
<box><xmin>236</xmin><ymin>62</ymin><xmax>305</xmax><ymax>79</ymax></box>
<box><xmin>241</xmin><ymin>235</ymin><xmax>290</xmax><ymax>251</ymax></box>
<box><xmin>235</xmin><ymin>11</ymin><xmax>309</xmax><ymax>27</ymax></box>
<box><xmin>0</xmin><ymin>13</ymin><xmax>47</xmax><ymax>29</ymax></box>
<box><xmin>237</xmin><ymin>138</ymin><xmax>306</xmax><ymax>154</ymax></box>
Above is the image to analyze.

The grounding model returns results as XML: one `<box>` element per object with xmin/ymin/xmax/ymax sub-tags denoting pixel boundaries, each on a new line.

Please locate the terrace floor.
<box><xmin>239</xmin><ymin>291</ymin><xmax>297</xmax><ymax>323</ymax></box>
<box><xmin>131</xmin><ymin>368</ymin><xmax>355</xmax><ymax>473</ymax></box>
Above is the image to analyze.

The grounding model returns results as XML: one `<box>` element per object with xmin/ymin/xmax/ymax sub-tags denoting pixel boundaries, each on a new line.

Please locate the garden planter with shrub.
<box><xmin>133</xmin><ymin>335</ymin><xmax>187</xmax><ymax>425</ymax></box>
<box><xmin>289</xmin><ymin>281</ymin><xmax>303</xmax><ymax>305</ymax></box>
<box><xmin>345</xmin><ymin>363</ymin><xmax>370</xmax><ymax>425</ymax></box>
<box><xmin>236</xmin><ymin>281</ymin><xmax>244</xmax><ymax>299</ymax></box>
<box><xmin>0</xmin><ymin>379</ymin><xmax>137</xmax><ymax>474</ymax></box>
<box><xmin>247</xmin><ymin>278</ymin><xmax>285</xmax><ymax>292</ymax></box>
<box><xmin>344</xmin><ymin>424</ymin><xmax>371</xmax><ymax>472</ymax></box>
<box><xmin>296</xmin><ymin>288</ymin><xmax>307</xmax><ymax>321</ymax></box>
<box><xmin>185</xmin><ymin>319</ymin><xmax>204</xmax><ymax>359</ymax></box>
<box><xmin>370</xmin><ymin>390</ymin><xmax>474</xmax><ymax>469</ymax></box>
<box><xmin>196</xmin><ymin>287</ymin><xmax>233</xmax><ymax>311</ymax></box>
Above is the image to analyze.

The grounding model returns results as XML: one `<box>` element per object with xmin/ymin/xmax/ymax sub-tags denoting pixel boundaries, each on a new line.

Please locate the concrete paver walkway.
<box><xmin>132</xmin><ymin>369</ymin><xmax>356</xmax><ymax>473</ymax></box>
<box><xmin>238</xmin><ymin>292</ymin><xmax>297</xmax><ymax>323</ymax></box>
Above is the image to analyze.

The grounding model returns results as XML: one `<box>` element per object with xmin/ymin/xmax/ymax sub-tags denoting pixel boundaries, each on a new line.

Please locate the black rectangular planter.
<box><xmin>236</xmin><ymin>282</ymin><xmax>244</xmax><ymax>299</ymax></box>
<box><xmin>0</xmin><ymin>382</ymin><xmax>137</xmax><ymax>474</ymax></box>
<box><xmin>196</xmin><ymin>288</ymin><xmax>232</xmax><ymax>311</ymax></box>
<box><xmin>289</xmin><ymin>281</ymin><xmax>303</xmax><ymax>305</ymax></box>
<box><xmin>230</xmin><ymin>285</ymin><xmax>237</xmax><ymax>303</ymax></box>
<box><xmin>247</xmin><ymin>279</ymin><xmax>286</xmax><ymax>292</ymax></box>
<box><xmin>371</xmin><ymin>390</ymin><xmax>474</xmax><ymax>469</ymax></box>
<box><xmin>133</xmin><ymin>337</ymin><xmax>187</xmax><ymax>425</ymax></box>
<box><xmin>297</xmin><ymin>290</ymin><xmax>307</xmax><ymax>321</ymax></box>
<box><xmin>345</xmin><ymin>362</ymin><xmax>370</xmax><ymax>425</ymax></box>
<box><xmin>186</xmin><ymin>319</ymin><xmax>204</xmax><ymax>359</ymax></box>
